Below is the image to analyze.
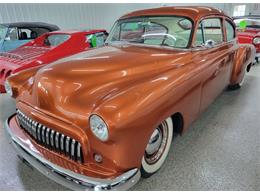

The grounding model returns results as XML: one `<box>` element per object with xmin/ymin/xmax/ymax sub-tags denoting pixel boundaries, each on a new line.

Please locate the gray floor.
<box><xmin>0</xmin><ymin>65</ymin><xmax>259</xmax><ymax>191</ymax></box>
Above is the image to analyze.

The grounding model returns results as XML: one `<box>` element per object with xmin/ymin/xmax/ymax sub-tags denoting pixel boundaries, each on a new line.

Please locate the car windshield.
<box><xmin>0</xmin><ymin>24</ymin><xmax>8</xmax><ymax>40</ymax></box>
<box><xmin>106</xmin><ymin>16</ymin><xmax>193</xmax><ymax>48</ymax></box>
<box><xmin>43</xmin><ymin>34</ymin><xmax>70</xmax><ymax>46</ymax></box>
<box><xmin>234</xmin><ymin>18</ymin><xmax>260</xmax><ymax>29</ymax></box>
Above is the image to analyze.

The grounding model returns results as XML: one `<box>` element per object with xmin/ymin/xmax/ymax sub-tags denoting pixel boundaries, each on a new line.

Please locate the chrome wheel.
<box><xmin>141</xmin><ymin>117</ymin><xmax>173</xmax><ymax>177</ymax></box>
<box><xmin>144</xmin><ymin>122</ymin><xmax>168</xmax><ymax>165</ymax></box>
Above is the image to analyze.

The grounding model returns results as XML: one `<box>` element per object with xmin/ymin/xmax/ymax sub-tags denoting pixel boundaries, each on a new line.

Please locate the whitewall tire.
<box><xmin>141</xmin><ymin>117</ymin><xmax>173</xmax><ymax>178</ymax></box>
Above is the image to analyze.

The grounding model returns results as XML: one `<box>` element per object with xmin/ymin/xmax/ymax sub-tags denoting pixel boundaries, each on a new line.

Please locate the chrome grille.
<box><xmin>16</xmin><ymin>110</ymin><xmax>83</xmax><ymax>163</ymax></box>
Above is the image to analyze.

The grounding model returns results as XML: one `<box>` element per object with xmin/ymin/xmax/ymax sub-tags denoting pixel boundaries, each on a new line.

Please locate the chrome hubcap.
<box><xmin>144</xmin><ymin>121</ymin><xmax>168</xmax><ymax>164</ymax></box>
<box><xmin>146</xmin><ymin>128</ymin><xmax>162</xmax><ymax>155</ymax></box>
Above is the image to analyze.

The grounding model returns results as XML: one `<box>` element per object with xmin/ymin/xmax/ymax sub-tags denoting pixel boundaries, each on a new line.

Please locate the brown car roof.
<box><xmin>119</xmin><ymin>6</ymin><xmax>228</xmax><ymax>21</ymax></box>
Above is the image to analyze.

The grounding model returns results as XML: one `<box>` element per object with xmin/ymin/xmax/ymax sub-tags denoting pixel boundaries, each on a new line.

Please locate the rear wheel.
<box><xmin>229</xmin><ymin>73</ymin><xmax>245</xmax><ymax>90</ymax></box>
<box><xmin>141</xmin><ymin>117</ymin><xmax>173</xmax><ymax>178</ymax></box>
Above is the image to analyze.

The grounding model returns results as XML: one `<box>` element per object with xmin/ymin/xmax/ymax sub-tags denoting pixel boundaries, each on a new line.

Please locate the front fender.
<box><xmin>90</xmin><ymin>66</ymin><xmax>200</xmax><ymax>170</ymax></box>
<box><xmin>7</xmin><ymin>65</ymin><xmax>42</xmax><ymax>98</ymax></box>
<box><xmin>94</xmin><ymin>79</ymin><xmax>170</xmax><ymax>170</ymax></box>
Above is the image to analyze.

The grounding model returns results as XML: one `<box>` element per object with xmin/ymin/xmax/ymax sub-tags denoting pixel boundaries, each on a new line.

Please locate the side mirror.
<box><xmin>205</xmin><ymin>39</ymin><xmax>216</xmax><ymax>48</ymax></box>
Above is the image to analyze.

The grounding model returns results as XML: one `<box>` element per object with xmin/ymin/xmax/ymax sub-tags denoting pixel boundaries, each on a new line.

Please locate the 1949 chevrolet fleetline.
<box><xmin>4</xmin><ymin>6</ymin><xmax>255</xmax><ymax>190</ymax></box>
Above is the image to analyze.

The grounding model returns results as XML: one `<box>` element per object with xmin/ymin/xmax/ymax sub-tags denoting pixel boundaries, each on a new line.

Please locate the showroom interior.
<box><xmin>0</xmin><ymin>3</ymin><xmax>259</xmax><ymax>191</ymax></box>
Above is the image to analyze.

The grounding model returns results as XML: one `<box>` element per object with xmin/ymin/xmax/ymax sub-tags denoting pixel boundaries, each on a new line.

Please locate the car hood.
<box><xmin>21</xmin><ymin>44</ymin><xmax>192</xmax><ymax>122</ymax></box>
<box><xmin>1</xmin><ymin>46</ymin><xmax>51</xmax><ymax>65</ymax></box>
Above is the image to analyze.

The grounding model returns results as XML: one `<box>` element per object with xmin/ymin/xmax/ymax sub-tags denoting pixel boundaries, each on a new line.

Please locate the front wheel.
<box><xmin>141</xmin><ymin>117</ymin><xmax>173</xmax><ymax>178</ymax></box>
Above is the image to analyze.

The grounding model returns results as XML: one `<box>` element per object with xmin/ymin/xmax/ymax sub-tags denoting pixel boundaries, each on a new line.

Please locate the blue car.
<box><xmin>0</xmin><ymin>22</ymin><xmax>59</xmax><ymax>52</ymax></box>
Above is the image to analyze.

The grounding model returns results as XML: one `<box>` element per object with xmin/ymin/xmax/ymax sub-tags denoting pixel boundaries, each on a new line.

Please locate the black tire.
<box><xmin>229</xmin><ymin>73</ymin><xmax>245</xmax><ymax>90</ymax></box>
<box><xmin>228</xmin><ymin>84</ymin><xmax>241</xmax><ymax>90</ymax></box>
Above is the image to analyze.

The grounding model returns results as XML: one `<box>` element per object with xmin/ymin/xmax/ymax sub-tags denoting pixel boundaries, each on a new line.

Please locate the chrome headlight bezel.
<box><xmin>89</xmin><ymin>114</ymin><xmax>109</xmax><ymax>141</ymax></box>
<box><xmin>4</xmin><ymin>80</ymin><xmax>13</xmax><ymax>97</ymax></box>
<box><xmin>253</xmin><ymin>37</ymin><xmax>260</xmax><ymax>45</ymax></box>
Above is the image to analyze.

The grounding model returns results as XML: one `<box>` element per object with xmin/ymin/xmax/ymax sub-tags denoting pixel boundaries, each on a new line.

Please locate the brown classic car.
<box><xmin>4</xmin><ymin>6</ymin><xmax>255</xmax><ymax>190</ymax></box>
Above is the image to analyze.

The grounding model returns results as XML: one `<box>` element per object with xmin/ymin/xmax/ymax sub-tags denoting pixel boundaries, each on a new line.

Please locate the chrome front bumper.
<box><xmin>4</xmin><ymin>116</ymin><xmax>140</xmax><ymax>191</ymax></box>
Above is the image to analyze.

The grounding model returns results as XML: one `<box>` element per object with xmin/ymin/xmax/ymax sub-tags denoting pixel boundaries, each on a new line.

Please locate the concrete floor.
<box><xmin>0</xmin><ymin>65</ymin><xmax>259</xmax><ymax>191</ymax></box>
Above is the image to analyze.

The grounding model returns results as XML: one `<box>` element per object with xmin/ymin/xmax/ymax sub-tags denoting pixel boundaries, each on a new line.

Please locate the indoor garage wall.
<box><xmin>0</xmin><ymin>4</ymin><xmax>159</xmax><ymax>31</ymax></box>
<box><xmin>0</xmin><ymin>3</ymin><xmax>259</xmax><ymax>32</ymax></box>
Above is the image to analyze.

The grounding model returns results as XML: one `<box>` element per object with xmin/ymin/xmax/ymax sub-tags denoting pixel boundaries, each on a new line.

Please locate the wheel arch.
<box><xmin>230</xmin><ymin>44</ymin><xmax>255</xmax><ymax>85</ymax></box>
<box><xmin>171</xmin><ymin>112</ymin><xmax>184</xmax><ymax>135</ymax></box>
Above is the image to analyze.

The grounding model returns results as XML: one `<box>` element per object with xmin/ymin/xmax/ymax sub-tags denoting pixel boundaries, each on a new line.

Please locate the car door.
<box><xmin>193</xmin><ymin>17</ymin><xmax>231</xmax><ymax>113</ymax></box>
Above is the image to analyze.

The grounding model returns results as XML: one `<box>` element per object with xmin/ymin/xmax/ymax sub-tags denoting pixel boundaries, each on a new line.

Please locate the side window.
<box><xmin>86</xmin><ymin>32</ymin><xmax>107</xmax><ymax>48</ymax></box>
<box><xmin>195</xmin><ymin>23</ymin><xmax>204</xmax><ymax>47</ymax></box>
<box><xmin>18</xmin><ymin>28</ymin><xmax>50</xmax><ymax>40</ymax></box>
<box><xmin>19</xmin><ymin>28</ymin><xmax>31</xmax><ymax>40</ymax></box>
<box><xmin>31</xmin><ymin>28</ymin><xmax>50</xmax><ymax>37</ymax></box>
<box><xmin>5</xmin><ymin>27</ymin><xmax>18</xmax><ymax>41</ymax></box>
<box><xmin>44</xmin><ymin>34</ymin><xmax>70</xmax><ymax>46</ymax></box>
<box><xmin>225</xmin><ymin>20</ymin><xmax>235</xmax><ymax>41</ymax></box>
<box><xmin>194</xmin><ymin>18</ymin><xmax>224</xmax><ymax>47</ymax></box>
<box><xmin>203</xmin><ymin>18</ymin><xmax>223</xmax><ymax>44</ymax></box>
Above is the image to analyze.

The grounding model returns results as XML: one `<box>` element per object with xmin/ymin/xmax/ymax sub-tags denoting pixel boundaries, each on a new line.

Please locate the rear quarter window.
<box><xmin>225</xmin><ymin>20</ymin><xmax>235</xmax><ymax>41</ymax></box>
<box><xmin>44</xmin><ymin>34</ymin><xmax>70</xmax><ymax>46</ymax></box>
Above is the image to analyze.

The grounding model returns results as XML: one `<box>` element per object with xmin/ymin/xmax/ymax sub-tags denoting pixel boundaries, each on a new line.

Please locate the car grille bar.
<box><xmin>16</xmin><ymin>110</ymin><xmax>83</xmax><ymax>163</ymax></box>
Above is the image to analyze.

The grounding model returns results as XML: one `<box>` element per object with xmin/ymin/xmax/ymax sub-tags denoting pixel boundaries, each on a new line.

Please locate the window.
<box><xmin>0</xmin><ymin>25</ymin><xmax>7</xmax><ymax>40</ymax></box>
<box><xmin>86</xmin><ymin>32</ymin><xmax>107</xmax><ymax>48</ymax></box>
<box><xmin>107</xmin><ymin>16</ymin><xmax>193</xmax><ymax>48</ymax></box>
<box><xmin>195</xmin><ymin>18</ymin><xmax>223</xmax><ymax>47</ymax></box>
<box><xmin>233</xmin><ymin>5</ymin><xmax>246</xmax><ymax>17</ymax></box>
<box><xmin>43</xmin><ymin>34</ymin><xmax>70</xmax><ymax>46</ymax></box>
<box><xmin>18</xmin><ymin>28</ymin><xmax>50</xmax><ymax>40</ymax></box>
<box><xmin>5</xmin><ymin>27</ymin><xmax>18</xmax><ymax>41</ymax></box>
<box><xmin>19</xmin><ymin>29</ymin><xmax>31</xmax><ymax>39</ymax></box>
<box><xmin>203</xmin><ymin>18</ymin><xmax>223</xmax><ymax>44</ymax></box>
<box><xmin>225</xmin><ymin>20</ymin><xmax>235</xmax><ymax>41</ymax></box>
<box><xmin>195</xmin><ymin>23</ymin><xmax>204</xmax><ymax>46</ymax></box>
<box><xmin>143</xmin><ymin>23</ymin><xmax>168</xmax><ymax>46</ymax></box>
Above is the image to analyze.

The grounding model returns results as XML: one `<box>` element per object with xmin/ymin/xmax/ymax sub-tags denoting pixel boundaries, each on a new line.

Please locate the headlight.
<box><xmin>89</xmin><ymin>115</ymin><xmax>109</xmax><ymax>141</ymax></box>
<box><xmin>4</xmin><ymin>80</ymin><xmax>13</xmax><ymax>96</ymax></box>
<box><xmin>253</xmin><ymin>37</ymin><xmax>260</xmax><ymax>45</ymax></box>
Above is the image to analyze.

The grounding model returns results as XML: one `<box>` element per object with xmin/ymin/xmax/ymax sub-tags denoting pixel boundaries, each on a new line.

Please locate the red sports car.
<box><xmin>234</xmin><ymin>15</ymin><xmax>260</xmax><ymax>63</ymax></box>
<box><xmin>0</xmin><ymin>29</ymin><xmax>108</xmax><ymax>93</ymax></box>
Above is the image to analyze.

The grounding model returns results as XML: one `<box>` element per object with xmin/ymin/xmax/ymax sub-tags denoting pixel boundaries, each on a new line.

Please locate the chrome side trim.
<box><xmin>4</xmin><ymin>117</ymin><xmax>140</xmax><ymax>191</ymax></box>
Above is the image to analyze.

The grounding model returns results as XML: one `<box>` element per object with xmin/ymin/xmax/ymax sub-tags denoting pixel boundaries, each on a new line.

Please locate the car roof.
<box><xmin>1</xmin><ymin>22</ymin><xmax>60</xmax><ymax>31</ymax></box>
<box><xmin>120</xmin><ymin>6</ymin><xmax>228</xmax><ymax>21</ymax></box>
<box><xmin>47</xmin><ymin>29</ymin><xmax>107</xmax><ymax>35</ymax></box>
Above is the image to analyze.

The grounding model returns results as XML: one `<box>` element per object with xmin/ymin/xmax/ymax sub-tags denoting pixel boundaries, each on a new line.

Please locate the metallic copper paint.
<box><xmin>7</xmin><ymin>7</ymin><xmax>255</xmax><ymax>179</ymax></box>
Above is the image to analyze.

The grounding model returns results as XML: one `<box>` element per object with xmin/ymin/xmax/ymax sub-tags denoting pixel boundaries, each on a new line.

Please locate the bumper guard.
<box><xmin>4</xmin><ymin>115</ymin><xmax>140</xmax><ymax>191</ymax></box>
